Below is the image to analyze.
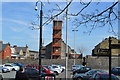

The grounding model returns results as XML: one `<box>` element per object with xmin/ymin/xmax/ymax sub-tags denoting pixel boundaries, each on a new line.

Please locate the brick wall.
<box><xmin>1</xmin><ymin>57</ymin><xmax>120</xmax><ymax>70</ymax></box>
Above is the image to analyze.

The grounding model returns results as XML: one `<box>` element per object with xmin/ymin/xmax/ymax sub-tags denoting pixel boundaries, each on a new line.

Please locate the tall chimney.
<box><xmin>52</xmin><ymin>20</ymin><xmax>62</xmax><ymax>59</ymax></box>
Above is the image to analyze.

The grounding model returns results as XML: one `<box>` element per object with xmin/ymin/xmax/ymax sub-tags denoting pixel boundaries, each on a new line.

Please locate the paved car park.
<box><xmin>2</xmin><ymin>71</ymin><xmax>16</xmax><ymax>78</ymax></box>
<box><xmin>1</xmin><ymin>70</ymin><xmax>120</xmax><ymax>80</ymax></box>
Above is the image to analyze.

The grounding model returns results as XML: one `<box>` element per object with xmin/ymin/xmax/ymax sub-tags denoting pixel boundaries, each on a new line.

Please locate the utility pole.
<box><xmin>65</xmin><ymin>0</ymin><xmax>68</xmax><ymax>79</ymax></box>
<box><xmin>72</xmin><ymin>29</ymin><xmax>78</xmax><ymax>65</ymax></box>
<box><xmin>109</xmin><ymin>37</ymin><xmax>112</xmax><ymax>80</ymax></box>
<box><xmin>35</xmin><ymin>1</ymin><xmax>43</xmax><ymax>79</ymax></box>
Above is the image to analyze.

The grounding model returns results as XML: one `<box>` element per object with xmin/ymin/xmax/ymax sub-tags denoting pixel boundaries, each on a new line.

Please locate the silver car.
<box><xmin>0</xmin><ymin>65</ymin><xmax>10</xmax><ymax>73</ymax></box>
<box><xmin>72</xmin><ymin>64</ymin><xmax>84</xmax><ymax>71</ymax></box>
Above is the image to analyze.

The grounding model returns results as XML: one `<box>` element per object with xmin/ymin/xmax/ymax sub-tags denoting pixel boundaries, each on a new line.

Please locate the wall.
<box><xmin>45</xmin><ymin>43</ymin><xmax>52</xmax><ymax>59</ymax></box>
<box><xmin>0</xmin><ymin>41</ymin><xmax>2</xmax><ymax>59</ymax></box>
<box><xmin>0</xmin><ymin>41</ymin><xmax>2</xmax><ymax>51</ymax></box>
<box><xmin>93</xmin><ymin>37</ymin><xmax>120</xmax><ymax>56</ymax></box>
<box><xmin>2</xmin><ymin>45</ymin><xmax>11</xmax><ymax>59</ymax></box>
<box><xmin>86</xmin><ymin>57</ymin><xmax>120</xmax><ymax>69</ymax></box>
<box><xmin>1</xmin><ymin>57</ymin><xmax>120</xmax><ymax>70</ymax></box>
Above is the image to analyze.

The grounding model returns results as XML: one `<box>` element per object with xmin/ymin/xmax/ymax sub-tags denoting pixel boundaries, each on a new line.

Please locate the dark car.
<box><xmin>73</xmin><ymin>70</ymin><xmax>107</xmax><ymax>80</ymax></box>
<box><xmin>73</xmin><ymin>67</ymin><xmax>92</xmax><ymax>75</ymax></box>
<box><xmin>89</xmin><ymin>73</ymin><xmax>119</xmax><ymax>80</ymax></box>
<box><xmin>25</xmin><ymin>67</ymin><xmax>55</xmax><ymax>80</ymax></box>
<box><xmin>14</xmin><ymin>63</ymin><xmax>25</xmax><ymax>67</ymax></box>
<box><xmin>111</xmin><ymin>67</ymin><xmax>120</xmax><ymax>76</ymax></box>
<box><xmin>26</xmin><ymin>65</ymin><xmax>53</xmax><ymax>74</ymax></box>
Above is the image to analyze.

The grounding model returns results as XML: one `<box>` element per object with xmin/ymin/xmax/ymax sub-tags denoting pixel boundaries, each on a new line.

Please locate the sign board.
<box><xmin>111</xmin><ymin>44</ymin><xmax>120</xmax><ymax>49</ymax></box>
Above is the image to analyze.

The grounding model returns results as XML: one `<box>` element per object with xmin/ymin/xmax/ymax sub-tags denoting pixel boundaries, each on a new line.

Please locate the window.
<box><xmin>86</xmin><ymin>68</ymin><xmax>91</xmax><ymax>70</ymax></box>
<box><xmin>53</xmin><ymin>48</ymin><xmax>59</xmax><ymax>52</ymax></box>
<box><xmin>52</xmin><ymin>66</ymin><xmax>58</xmax><ymax>68</ymax></box>
<box><xmin>112</xmin><ymin>68</ymin><xmax>118</xmax><ymax>71</ymax></box>
<box><xmin>6</xmin><ymin>56</ymin><xmax>9</xmax><ymax>59</ymax></box>
<box><xmin>54</xmin><ymin>39</ymin><xmax>59</xmax><ymax>43</ymax></box>
<box><xmin>56</xmin><ymin>49</ymin><xmax>58</xmax><ymax>52</ymax></box>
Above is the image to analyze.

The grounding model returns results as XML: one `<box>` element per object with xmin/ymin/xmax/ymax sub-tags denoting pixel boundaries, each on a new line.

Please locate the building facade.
<box><xmin>45</xmin><ymin>41</ymin><xmax>75</xmax><ymax>59</ymax></box>
<box><xmin>29</xmin><ymin>50</ymin><xmax>39</xmax><ymax>59</ymax></box>
<box><xmin>92</xmin><ymin>37</ymin><xmax>120</xmax><ymax>56</ymax></box>
<box><xmin>11</xmin><ymin>45</ymin><xmax>30</xmax><ymax>59</ymax></box>
<box><xmin>0</xmin><ymin>41</ymin><xmax>12</xmax><ymax>59</ymax></box>
<box><xmin>52</xmin><ymin>20</ymin><xmax>62</xmax><ymax>59</ymax></box>
<box><xmin>44</xmin><ymin>20</ymin><xmax>81</xmax><ymax>59</ymax></box>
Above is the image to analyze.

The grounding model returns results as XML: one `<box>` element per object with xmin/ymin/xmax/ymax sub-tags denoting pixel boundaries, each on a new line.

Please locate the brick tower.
<box><xmin>52</xmin><ymin>20</ymin><xmax>62</xmax><ymax>59</ymax></box>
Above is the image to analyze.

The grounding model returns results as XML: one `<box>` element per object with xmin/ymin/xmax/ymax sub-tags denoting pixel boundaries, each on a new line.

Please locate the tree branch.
<box><xmin>42</xmin><ymin>0</ymin><xmax>73</xmax><ymax>26</ymax></box>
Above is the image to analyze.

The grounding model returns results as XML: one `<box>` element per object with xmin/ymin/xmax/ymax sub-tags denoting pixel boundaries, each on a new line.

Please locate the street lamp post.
<box><xmin>65</xmin><ymin>0</ymin><xmax>68</xmax><ymax>79</ymax></box>
<box><xmin>72</xmin><ymin>29</ymin><xmax>78</xmax><ymax>65</ymax></box>
<box><xmin>109</xmin><ymin>37</ymin><xmax>112</xmax><ymax>80</ymax></box>
<box><xmin>35</xmin><ymin>1</ymin><xmax>43</xmax><ymax>79</ymax></box>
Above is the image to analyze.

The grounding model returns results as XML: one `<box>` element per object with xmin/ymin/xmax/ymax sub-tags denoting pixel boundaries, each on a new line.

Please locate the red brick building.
<box><xmin>52</xmin><ymin>20</ymin><xmax>62</xmax><ymax>59</ymax></box>
<box><xmin>44</xmin><ymin>20</ymin><xmax>82</xmax><ymax>59</ymax></box>
<box><xmin>0</xmin><ymin>41</ymin><xmax>11</xmax><ymax>59</ymax></box>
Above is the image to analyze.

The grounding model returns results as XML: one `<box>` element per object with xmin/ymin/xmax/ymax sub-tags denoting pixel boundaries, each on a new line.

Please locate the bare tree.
<box><xmin>30</xmin><ymin>0</ymin><xmax>119</xmax><ymax>35</ymax></box>
<box><xmin>78</xmin><ymin>46</ymin><xmax>88</xmax><ymax>56</ymax></box>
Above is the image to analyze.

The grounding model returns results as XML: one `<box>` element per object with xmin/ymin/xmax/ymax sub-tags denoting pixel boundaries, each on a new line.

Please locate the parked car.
<box><xmin>72</xmin><ymin>64</ymin><xmax>84</xmax><ymax>71</ymax></box>
<box><xmin>52</xmin><ymin>64</ymin><xmax>65</xmax><ymax>72</ymax></box>
<box><xmin>0</xmin><ymin>65</ymin><xmax>10</xmax><ymax>73</ymax></box>
<box><xmin>13</xmin><ymin>63</ymin><xmax>25</xmax><ymax>67</ymax></box>
<box><xmin>3</xmin><ymin>63</ymin><xmax>19</xmax><ymax>71</ymax></box>
<box><xmin>89</xmin><ymin>73</ymin><xmax>119</xmax><ymax>80</ymax></box>
<box><xmin>42</xmin><ymin>65</ymin><xmax>61</xmax><ymax>75</ymax></box>
<box><xmin>73</xmin><ymin>70</ymin><xmax>107</xmax><ymax>80</ymax></box>
<box><xmin>111</xmin><ymin>67</ymin><xmax>120</xmax><ymax>76</ymax></box>
<box><xmin>26</xmin><ymin>65</ymin><xmax>53</xmax><ymax>74</ymax></box>
<box><xmin>73</xmin><ymin>67</ymin><xmax>92</xmax><ymax>75</ymax></box>
<box><xmin>19</xmin><ymin>67</ymin><xmax>55</xmax><ymax>80</ymax></box>
<box><xmin>51</xmin><ymin>64</ymin><xmax>63</xmax><ymax>72</ymax></box>
<box><xmin>48</xmin><ymin>65</ymin><xmax>62</xmax><ymax>75</ymax></box>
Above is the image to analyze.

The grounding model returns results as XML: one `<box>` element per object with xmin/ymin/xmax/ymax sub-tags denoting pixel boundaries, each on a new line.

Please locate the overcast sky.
<box><xmin>0</xmin><ymin>1</ymin><xmax>119</xmax><ymax>56</ymax></box>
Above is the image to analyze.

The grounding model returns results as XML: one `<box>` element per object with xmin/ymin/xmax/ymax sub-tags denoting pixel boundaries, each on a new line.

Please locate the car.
<box><xmin>0</xmin><ymin>65</ymin><xmax>10</xmax><ymax>73</ymax></box>
<box><xmin>52</xmin><ymin>64</ymin><xmax>65</xmax><ymax>72</ymax></box>
<box><xmin>48</xmin><ymin>65</ymin><xmax>62</xmax><ymax>75</ymax></box>
<box><xmin>73</xmin><ymin>70</ymin><xmax>107</xmax><ymax>80</ymax></box>
<box><xmin>89</xmin><ymin>73</ymin><xmax>119</xmax><ymax>80</ymax></box>
<box><xmin>111</xmin><ymin>67</ymin><xmax>120</xmax><ymax>76</ymax></box>
<box><xmin>42</xmin><ymin>65</ymin><xmax>61</xmax><ymax>75</ymax></box>
<box><xmin>24</xmin><ymin>67</ymin><xmax>55</xmax><ymax>80</ymax></box>
<box><xmin>13</xmin><ymin>63</ymin><xmax>25</xmax><ymax>67</ymax></box>
<box><xmin>3</xmin><ymin>63</ymin><xmax>19</xmax><ymax>71</ymax></box>
<box><xmin>26</xmin><ymin>65</ymin><xmax>53</xmax><ymax>74</ymax></box>
<box><xmin>51</xmin><ymin>64</ymin><xmax>63</xmax><ymax>72</ymax></box>
<box><xmin>73</xmin><ymin>67</ymin><xmax>92</xmax><ymax>75</ymax></box>
<box><xmin>72</xmin><ymin>64</ymin><xmax>84</xmax><ymax>71</ymax></box>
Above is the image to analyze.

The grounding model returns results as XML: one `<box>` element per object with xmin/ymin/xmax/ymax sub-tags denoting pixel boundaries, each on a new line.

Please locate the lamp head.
<box><xmin>35</xmin><ymin>6</ymin><xmax>38</xmax><ymax>11</ymax></box>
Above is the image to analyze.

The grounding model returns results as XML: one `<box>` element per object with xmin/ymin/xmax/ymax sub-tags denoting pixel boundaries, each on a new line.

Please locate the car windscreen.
<box><xmin>4</xmin><ymin>65</ymin><xmax>12</xmax><ymax>66</ymax></box>
<box><xmin>52</xmin><ymin>66</ymin><xmax>58</xmax><ymax>68</ymax></box>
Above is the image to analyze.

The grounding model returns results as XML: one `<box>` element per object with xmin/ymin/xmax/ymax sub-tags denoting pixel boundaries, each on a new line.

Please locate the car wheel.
<box><xmin>2</xmin><ymin>70</ymin><xmax>5</xmax><ymax>73</ymax></box>
<box><xmin>77</xmin><ymin>77</ymin><xmax>83</xmax><ymax>80</ymax></box>
<box><xmin>12</xmin><ymin>68</ymin><xmax>16</xmax><ymax>71</ymax></box>
<box><xmin>54</xmin><ymin>71</ymin><xmax>58</xmax><ymax>75</ymax></box>
<box><xmin>73</xmin><ymin>72</ymin><xmax>76</xmax><ymax>75</ymax></box>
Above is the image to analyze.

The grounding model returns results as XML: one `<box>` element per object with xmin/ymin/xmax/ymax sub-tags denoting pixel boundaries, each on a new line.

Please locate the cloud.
<box><xmin>10</xmin><ymin>26</ymin><xmax>24</xmax><ymax>32</ymax></box>
<box><xmin>0</xmin><ymin>18</ymin><xmax>2</xmax><ymax>21</ymax></box>
<box><xmin>3</xmin><ymin>18</ymin><xmax>30</xmax><ymax>26</ymax></box>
